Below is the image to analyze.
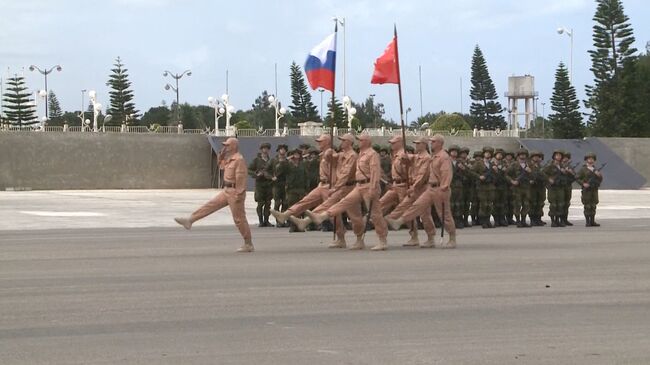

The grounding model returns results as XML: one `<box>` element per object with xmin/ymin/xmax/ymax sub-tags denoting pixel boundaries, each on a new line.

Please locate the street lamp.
<box><xmin>163</xmin><ymin>69</ymin><xmax>191</xmax><ymax>123</ymax></box>
<box><xmin>342</xmin><ymin>96</ymin><xmax>356</xmax><ymax>130</ymax></box>
<box><xmin>208</xmin><ymin>96</ymin><xmax>227</xmax><ymax>135</ymax></box>
<box><xmin>557</xmin><ymin>27</ymin><xmax>574</xmax><ymax>83</ymax></box>
<box><xmin>37</xmin><ymin>90</ymin><xmax>47</xmax><ymax>128</ymax></box>
<box><xmin>220</xmin><ymin>93</ymin><xmax>235</xmax><ymax>135</ymax></box>
<box><xmin>28</xmin><ymin>64</ymin><xmax>62</xmax><ymax>122</ymax></box>
<box><xmin>268</xmin><ymin>95</ymin><xmax>287</xmax><ymax>136</ymax></box>
<box><xmin>405</xmin><ymin>107</ymin><xmax>412</xmax><ymax>126</ymax></box>
<box><xmin>88</xmin><ymin>90</ymin><xmax>103</xmax><ymax>132</ymax></box>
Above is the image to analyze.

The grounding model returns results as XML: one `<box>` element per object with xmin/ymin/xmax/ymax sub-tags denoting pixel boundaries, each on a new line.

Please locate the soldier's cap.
<box><xmin>473</xmin><ymin>150</ymin><xmax>483</xmax><ymax>158</ymax></box>
<box><xmin>516</xmin><ymin>148</ymin><xmax>529</xmax><ymax>157</ymax></box>
<box><xmin>494</xmin><ymin>148</ymin><xmax>505</xmax><ymax>155</ymax></box>
<box><xmin>482</xmin><ymin>146</ymin><xmax>494</xmax><ymax>154</ymax></box>
<box><xmin>314</xmin><ymin>135</ymin><xmax>330</xmax><ymax>143</ymax></box>
<box><xmin>222</xmin><ymin>137</ymin><xmax>238</xmax><ymax>146</ymax></box>
<box><xmin>388</xmin><ymin>135</ymin><xmax>403</xmax><ymax>144</ymax></box>
<box><xmin>412</xmin><ymin>136</ymin><xmax>428</xmax><ymax>144</ymax></box>
<box><xmin>552</xmin><ymin>149</ymin><xmax>565</xmax><ymax>157</ymax></box>
<box><xmin>338</xmin><ymin>133</ymin><xmax>355</xmax><ymax>142</ymax></box>
<box><xmin>380</xmin><ymin>146</ymin><xmax>390</xmax><ymax>153</ymax></box>
<box><xmin>504</xmin><ymin>151</ymin><xmax>515</xmax><ymax>157</ymax></box>
<box><xmin>260</xmin><ymin>142</ymin><xmax>272</xmax><ymax>149</ymax></box>
<box><xmin>564</xmin><ymin>151</ymin><xmax>572</xmax><ymax>158</ymax></box>
<box><xmin>529</xmin><ymin>150</ymin><xmax>542</xmax><ymax>158</ymax></box>
<box><xmin>584</xmin><ymin>152</ymin><xmax>597</xmax><ymax>160</ymax></box>
<box><xmin>276</xmin><ymin>144</ymin><xmax>288</xmax><ymax>152</ymax></box>
<box><xmin>355</xmin><ymin>134</ymin><xmax>372</xmax><ymax>141</ymax></box>
<box><xmin>447</xmin><ymin>144</ymin><xmax>460</xmax><ymax>152</ymax></box>
<box><xmin>460</xmin><ymin>147</ymin><xmax>471</xmax><ymax>154</ymax></box>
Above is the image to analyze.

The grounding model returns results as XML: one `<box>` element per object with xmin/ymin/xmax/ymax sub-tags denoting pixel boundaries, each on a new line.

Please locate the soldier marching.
<box><xmin>175</xmin><ymin>135</ymin><xmax>605</xmax><ymax>253</ymax></box>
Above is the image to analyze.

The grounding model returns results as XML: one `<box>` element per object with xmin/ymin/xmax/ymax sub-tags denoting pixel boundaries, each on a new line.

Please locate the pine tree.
<box><xmin>47</xmin><ymin>89</ymin><xmax>63</xmax><ymax>125</ymax></box>
<box><xmin>325</xmin><ymin>97</ymin><xmax>346</xmax><ymax>128</ymax></box>
<box><xmin>2</xmin><ymin>75</ymin><xmax>37</xmax><ymax>128</ymax></box>
<box><xmin>549</xmin><ymin>63</ymin><xmax>584</xmax><ymax>139</ymax></box>
<box><xmin>585</xmin><ymin>0</ymin><xmax>637</xmax><ymax>135</ymax></box>
<box><xmin>106</xmin><ymin>56</ymin><xmax>139</xmax><ymax>125</ymax></box>
<box><xmin>469</xmin><ymin>45</ymin><xmax>505</xmax><ymax>130</ymax></box>
<box><xmin>289</xmin><ymin>62</ymin><xmax>319</xmax><ymax>123</ymax></box>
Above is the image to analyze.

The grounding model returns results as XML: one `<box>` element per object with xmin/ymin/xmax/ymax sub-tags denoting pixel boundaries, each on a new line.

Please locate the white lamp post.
<box><xmin>268</xmin><ymin>95</ymin><xmax>286</xmax><ymax>136</ymax></box>
<box><xmin>208</xmin><ymin>96</ymin><xmax>227</xmax><ymax>135</ymax></box>
<box><xmin>557</xmin><ymin>27</ymin><xmax>574</xmax><ymax>83</ymax></box>
<box><xmin>221</xmin><ymin>94</ymin><xmax>235</xmax><ymax>136</ymax></box>
<box><xmin>342</xmin><ymin>96</ymin><xmax>357</xmax><ymax>130</ymax></box>
<box><xmin>88</xmin><ymin>90</ymin><xmax>102</xmax><ymax>132</ymax></box>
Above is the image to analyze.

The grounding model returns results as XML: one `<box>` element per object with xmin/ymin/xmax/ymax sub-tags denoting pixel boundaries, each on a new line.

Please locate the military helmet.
<box><xmin>447</xmin><ymin>144</ymin><xmax>460</xmax><ymax>153</ymax></box>
<box><xmin>482</xmin><ymin>146</ymin><xmax>494</xmax><ymax>154</ymax></box>
<box><xmin>584</xmin><ymin>152</ymin><xmax>597</xmax><ymax>161</ymax></box>
<box><xmin>473</xmin><ymin>150</ymin><xmax>483</xmax><ymax>158</ymax></box>
<box><xmin>299</xmin><ymin>143</ymin><xmax>311</xmax><ymax>150</ymax></box>
<box><xmin>276</xmin><ymin>144</ymin><xmax>288</xmax><ymax>152</ymax></box>
<box><xmin>494</xmin><ymin>148</ymin><xmax>505</xmax><ymax>155</ymax></box>
<box><xmin>552</xmin><ymin>149</ymin><xmax>564</xmax><ymax>158</ymax></box>
<box><xmin>372</xmin><ymin>144</ymin><xmax>381</xmax><ymax>152</ymax></box>
<box><xmin>516</xmin><ymin>148</ymin><xmax>529</xmax><ymax>157</ymax></box>
<box><xmin>504</xmin><ymin>150</ymin><xmax>515</xmax><ymax>158</ymax></box>
<box><xmin>460</xmin><ymin>147</ymin><xmax>470</xmax><ymax>154</ymax></box>
<box><xmin>260</xmin><ymin>142</ymin><xmax>272</xmax><ymax>149</ymax></box>
<box><xmin>380</xmin><ymin>146</ymin><xmax>390</xmax><ymax>153</ymax></box>
<box><xmin>529</xmin><ymin>150</ymin><xmax>542</xmax><ymax>158</ymax></box>
<box><xmin>289</xmin><ymin>149</ymin><xmax>302</xmax><ymax>157</ymax></box>
<box><xmin>564</xmin><ymin>151</ymin><xmax>572</xmax><ymax>158</ymax></box>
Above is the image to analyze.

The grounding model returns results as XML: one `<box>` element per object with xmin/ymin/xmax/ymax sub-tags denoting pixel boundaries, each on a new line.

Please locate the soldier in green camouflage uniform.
<box><xmin>576</xmin><ymin>152</ymin><xmax>604</xmax><ymax>227</ymax></box>
<box><xmin>503</xmin><ymin>151</ymin><xmax>517</xmax><ymax>225</ymax></box>
<box><xmin>285</xmin><ymin>149</ymin><xmax>309</xmax><ymax>232</ymax></box>
<box><xmin>560</xmin><ymin>151</ymin><xmax>577</xmax><ymax>226</ymax></box>
<box><xmin>268</xmin><ymin>144</ymin><xmax>289</xmax><ymax>226</ymax></box>
<box><xmin>306</xmin><ymin>147</ymin><xmax>320</xmax><ymax>191</ymax></box>
<box><xmin>470</xmin><ymin>146</ymin><xmax>497</xmax><ymax>228</ymax></box>
<box><xmin>543</xmin><ymin>149</ymin><xmax>567</xmax><ymax>227</ymax></box>
<box><xmin>528</xmin><ymin>151</ymin><xmax>547</xmax><ymax>226</ymax></box>
<box><xmin>248</xmin><ymin>142</ymin><xmax>274</xmax><ymax>227</ymax></box>
<box><xmin>470</xmin><ymin>150</ymin><xmax>483</xmax><ymax>226</ymax></box>
<box><xmin>459</xmin><ymin>147</ymin><xmax>473</xmax><ymax>227</ymax></box>
<box><xmin>492</xmin><ymin>148</ymin><xmax>509</xmax><ymax>227</ymax></box>
<box><xmin>506</xmin><ymin>148</ymin><xmax>533</xmax><ymax>228</ymax></box>
<box><xmin>448</xmin><ymin>145</ymin><xmax>465</xmax><ymax>229</ymax></box>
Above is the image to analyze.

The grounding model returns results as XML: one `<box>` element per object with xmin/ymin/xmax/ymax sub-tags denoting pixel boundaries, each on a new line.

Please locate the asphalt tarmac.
<box><xmin>2</xmin><ymin>217</ymin><xmax>650</xmax><ymax>364</ymax></box>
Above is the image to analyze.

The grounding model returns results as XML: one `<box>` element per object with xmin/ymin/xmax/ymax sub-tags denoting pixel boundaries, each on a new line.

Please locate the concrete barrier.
<box><xmin>0</xmin><ymin>132</ymin><xmax>212</xmax><ymax>190</ymax></box>
<box><xmin>600</xmin><ymin>138</ymin><xmax>650</xmax><ymax>187</ymax></box>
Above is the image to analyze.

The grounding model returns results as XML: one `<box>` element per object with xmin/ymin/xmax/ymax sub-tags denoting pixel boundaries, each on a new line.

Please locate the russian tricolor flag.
<box><xmin>304</xmin><ymin>32</ymin><xmax>337</xmax><ymax>92</ymax></box>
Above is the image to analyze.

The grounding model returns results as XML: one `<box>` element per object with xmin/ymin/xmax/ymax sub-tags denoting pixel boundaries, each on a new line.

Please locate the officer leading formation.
<box><xmin>175</xmin><ymin>136</ymin><xmax>604</xmax><ymax>253</ymax></box>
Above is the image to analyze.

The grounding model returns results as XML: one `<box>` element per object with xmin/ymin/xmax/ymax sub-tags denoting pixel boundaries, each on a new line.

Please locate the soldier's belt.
<box><xmin>223</xmin><ymin>181</ymin><xmax>236</xmax><ymax>188</ymax></box>
<box><xmin>345</xmin><ymin>180</ymin><xmax>356</xmax><ymax>186</ymax></box>
<box><xmin>319</xmin><ymin>178</ymin><xmax>329</xmax><ymax>183</ymax></box>
<box><xmin>392</xmin><ymin>178</ymin><xmax>406</xmax><ymax>184</ymax></box>
<box><xmin>356</xmin><ymin>179</ymin><xmax>371</xmax><ymax>185</ymax></box>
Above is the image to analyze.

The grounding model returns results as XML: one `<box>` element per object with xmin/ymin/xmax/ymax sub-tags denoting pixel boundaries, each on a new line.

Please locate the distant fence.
<box><xmin>0</xmin><ymin>124</ymin><xmax>525</xmax><ymax>138</ymax></box>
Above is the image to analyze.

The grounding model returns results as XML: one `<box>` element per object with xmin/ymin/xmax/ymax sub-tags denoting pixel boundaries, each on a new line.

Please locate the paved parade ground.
<box><xmin>2</xmin><ymin>190</ymin><xmax>650</xmax><ymax>364</ymax></box>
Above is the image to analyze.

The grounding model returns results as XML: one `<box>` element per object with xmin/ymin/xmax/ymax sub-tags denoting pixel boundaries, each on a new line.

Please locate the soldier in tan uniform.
<box><xmin>290</xmin><ymin>134</ymin><xmax>360</xmax><ymax>248</ymax></box>
<box><xmin>174</xmin><ymin>137</ymin><xmax>254</xmax><ymax>252</ymax></box>
<box><xmin>384</xmin><ymin>137</ymin><xmax>436</xmax><ymax>247</ymax></box>
<box><xmin>306</xmin><ymin>134</ymin><xmax>389</xmax><ymax>251</ymax></box>
<box><xmin>379</xmin><ymin>135</ymin><xmax>420</xmax><ymax>246</ymax></box>
<box><xmin>385</xmin><ymin>134</ymin><xmax>457</xmax><ymax>248</ymax></box>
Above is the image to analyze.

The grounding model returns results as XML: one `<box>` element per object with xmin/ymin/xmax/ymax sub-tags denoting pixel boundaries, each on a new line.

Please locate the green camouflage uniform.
<box><xmin>248</xmin><ymin>145</ymin><xmax>274</xmax><ymax>227</ymax></box>
<box><xmin>576</xmin><ymin>152</ymin><xmax>604</xmax><ymax>227</ymax></box>
<box><xmin>503</xmin><ymin>152</ymin><xmax>516</xmax><ymax>225</ymax></box>
<box><xmin>543</xmin><ymin>150</ymin><xmax>567</xmax><ymax>227</ymax></box>
<box><xmin>561</xmin><ymin>152</ymin><xmax>577</xmax><ymax>226</ymax></box>
<box><xmin>306</xmin><ymin>149</ymin><xmax>320</xmax><ymax>191</ymax></box>
<box><xmin>448</xmin><ymin>145</ymin><xmax>465</xmax><ymax>228</ymax></box>
<box><xmin>470</xmin><ymin>146</ymin><xmax>497</xmax><ymax>228</ymax></box>
<box><xmin>459</xmin><ymin>148</ymin><xmax>474</xmax><ymax>227</ymax></box>
<box><xmin>492</xmin><ymin>149</ymin><xmax>509</xmax><ymax>227</ymax></box>
<box><xmin>268</xmin><ymin>145</ymin><xmax>289</xmax><ymax>214</ymax></box>
<box><xmin>505</xmin><ymin>149</ymin><xmax>532</xmax><ymax>227</ymax></box>
<box><xmin>469</xmin><ymin>151</ymin><xmax>483</xmax><ymax>225</ymax></box>
<box><xmin>528</xmin><ymin>151</ymin><xmax>547</xmax><ymax>226</ymax></box>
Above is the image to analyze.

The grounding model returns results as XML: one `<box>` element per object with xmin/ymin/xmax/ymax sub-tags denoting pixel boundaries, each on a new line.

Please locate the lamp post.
<box><xmin>405</xmin><ymin>107</ymin><xmax>412</xmax><ymax>126</ymax></box>
<box><xmin>37</xmin><ymin>89</ymin><xmax>47</xmax><ymax>128</ymax></box>
<box><xmin>268</xmin><ymin>95</ymin><xmax>287</xmax><ymax>136</ymax></box>
<box><xmin>220</xmin><ymin>94</ymin><xmax>235</xmax><ymax>136</ymax></box>
<box><xmin>557</xmin><ymin>27</ymin><xmax>574</xmax><ymax>83</ymax></box>
<box><xmin>88</xmin><ymin>90</ymin><xmax>102</xmax><ymax>132</ymax></box>
<box><xmin>208</xmin><ymin>96</ymin><xmax>226</xmax><ymax>135</ymax></box>
<box><xmin>163</xmin><ymin>69</ymin><xmax>191</xmax><ymax>123</ymax></box>
<box><xmin>319</xmin><ymin>89</ymin><xmax>324</xmax><ymax>120</ymax></box>
<box><xmin>342</xmin><ymin>96</ymin><xmax>357</xmax><ymax>131</ymax></box>
<box><xmin>28</xmin><ymin>65</ymin><xmax>62</xmax><ymax>122</ymax></box>
<box><xmin>541</xmin><ymin>102</ymin><xmax>546</xmax><ymax>138</ymax></box>
<box><xmin>78</xmin><ymin>89</ymin><xmax>87</xmax><ymax>132</ymax></box>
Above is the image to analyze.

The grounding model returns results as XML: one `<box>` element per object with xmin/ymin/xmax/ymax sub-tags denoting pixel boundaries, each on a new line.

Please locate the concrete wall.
<box><xmin>600</xmin><ymin>138</ymin><xmax>650</xmax><ymax>187</ymax></box>
<box><xmin>0</xmin><ymin>132</ymin><xmax>212</xmax><ymax>190</ymax></box>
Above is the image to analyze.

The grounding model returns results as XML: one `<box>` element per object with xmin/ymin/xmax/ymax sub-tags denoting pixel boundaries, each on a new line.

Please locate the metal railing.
<box><xmin>0</xmin><ymin>124</ymin><xmax>525</xmax><ymax>138</ymax></box>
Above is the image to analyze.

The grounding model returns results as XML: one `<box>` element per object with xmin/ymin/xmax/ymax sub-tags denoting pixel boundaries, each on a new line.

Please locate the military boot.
<box><xmin>403</xmin><ymin>230</ymin><xmax>419</xmax><ymax>247</ymax></box>
<box><xmin>442</xmin><ymin>232</ymin><xmax>457</xmax><ymax>249</ymax></box>
<box><xmin>237</xmin><ymin>239</ymin><xmax>255</xmax><ymax>253</ymax></box>
<box><xmin>507</xmin><ymin>215</ymin><xmax>517</xmax><ymax>225</ymax></box>
<box><xmin>270</xmin><ymin>209</ymin><xmax>290</xmax><ymax>225</ymax></box>
<box><xmin>371</xmin><ymin>237</ymin><xmax>388</xmax><ymax>251</ymax></box>
<box><xmin>590</xmin><ymin>215</ymin><xmax>600</xmax><ymax>227</ymax></box>
<box><xmin>288</xmin><ymin>216</ymin><xmax>311</xmax><ymax>232</ymax></box>
<box><xmin>329</xmin><ymin>235</ymin><xmax>347</xmax><ymax>248</ymax></box>
<box><xmin>349</xmin><ymin>235</ymin><xmax>365</xmax><ymax>250</ymax></box>
<box><xmin>481</xmin><ymin>217</ymin><xmax>493</xmax><ymax>229</ymax></box>
<box><xmin>464</xmin><ymin>215</ymin><xmax>472</xmax><ymax>228</ymax></box>
<box><xmin>551</xmin><ymin>215</ymin><xmax>558</xmax><ymax>227</ymax></box>
<box><xmin>305</xmin><ymin>210</ymin><xmax>329</xmax><ymax>226</ymax></box>
<box><xmin>564</xmin><ymin>214</ymin><xmax>574</xmax><ymax>226</ymax></box>
<box><xmin>454</xmin><ymin>216</ymin><xmax>464</xmax><ymax>229</ymax></box>
<box><xmin>174</xmin><ymin>217</ymin><xmax>192</xmax><ymax>230</ymax></box>
<box><xmin>420</xmin><ymin>234</ymin><xmax>435</xmax><ymax>248</ymax></box>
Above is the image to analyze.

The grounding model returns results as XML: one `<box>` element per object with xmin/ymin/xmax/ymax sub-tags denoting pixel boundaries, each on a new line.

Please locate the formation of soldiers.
<box><xmin>174</xmin><ymin>136</ymin><xmax>604</xmax><ymax>253</ymax></box>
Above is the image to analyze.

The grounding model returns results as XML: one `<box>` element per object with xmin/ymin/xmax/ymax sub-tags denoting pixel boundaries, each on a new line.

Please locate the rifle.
<box><xmin>515</xmin><ymin>164</ymin><xmax>531</xmax><ymax>185</ymax></box>
<box><xmin>583</xmin><ymin>163</ymin><xmax>607</xmax><ymax>191</ymax></box>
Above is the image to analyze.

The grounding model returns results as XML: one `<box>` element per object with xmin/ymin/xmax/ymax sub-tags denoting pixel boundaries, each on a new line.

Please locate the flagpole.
<box><xmin>330</xmin><ymin>21</ymin><xmax>338</xmax><ymax>242</ymax></box>
<box><xmin>394</xmin><ymin>25</ymin><xmax>406</xmax><ymax>155</ymax></box>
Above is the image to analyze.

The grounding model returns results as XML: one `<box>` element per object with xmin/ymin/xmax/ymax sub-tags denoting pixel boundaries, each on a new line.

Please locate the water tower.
<box><xmin>505</xmin><ymin>75</ymin><xmax>538</xmax><ymax>131</ymax></box>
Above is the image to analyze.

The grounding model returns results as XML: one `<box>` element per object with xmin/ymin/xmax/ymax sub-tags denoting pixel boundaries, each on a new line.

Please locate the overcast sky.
<box><xmin>1</xmin><ymin>0</ymin><xmax>649</xmax><ymax>123</ymax></box>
